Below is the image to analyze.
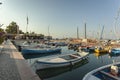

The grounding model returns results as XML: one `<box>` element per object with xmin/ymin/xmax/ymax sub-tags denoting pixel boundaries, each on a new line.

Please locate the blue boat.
<box><xmin>21</xmin><ymin>47</ymin><xmax>61</xmax><ymax>54</ymax></box>
<box><xmin>83</xmin><ymin>62</ymin><xmax>120</xmax><ymax>80</ymax></box>
<box><xmin>21</xmin><ymin>48</ymin><xmax>61</xmax><ymax>54</ymax></box>
<box><xmin>20</xmin><ymin>41</ymin><xmax>61</xmax><ymax>54</ymax></box>
<box><xmin>110</xmin><ymin>48</ymin><xmax>120</xmax><ymax>55</ymax></box>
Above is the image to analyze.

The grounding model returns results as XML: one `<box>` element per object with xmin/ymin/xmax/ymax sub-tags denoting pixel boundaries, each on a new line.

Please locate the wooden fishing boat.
<box><xmin>83</xmin><ymin>62</ymin><xmax>120</xmax><ymax>80</ymax></box>
<box><xmin>34</xmin><ymin>52</ymin><xmax>89</xmax><ymax>70</ymax></box>
<box><xmin>21</xmin><ymin>46</ymin><xmax>61</xmax><ymax>54</ymax></box>
<box><xmin>36</xmin><ymin>58</ymin><xmax>89</xmax><ymax>79</ymax></box>
<box><xmin>21</xmin><ymin>41</ymin><xmax>61</xmax><ymax>54</ymax></box>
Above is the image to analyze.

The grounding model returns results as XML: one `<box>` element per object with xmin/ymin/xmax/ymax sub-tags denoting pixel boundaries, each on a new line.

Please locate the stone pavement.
<box><xmin>0</xmin><ymin>40</ymin><xmax>40</xmax><ymax>80</ymax></box>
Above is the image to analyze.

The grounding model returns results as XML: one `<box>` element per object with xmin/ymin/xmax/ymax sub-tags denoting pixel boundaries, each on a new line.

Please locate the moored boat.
<box><xmin>21</xmin><ymin>46</ymin><xmax>61</xmax><ymax>54</ymax></box>
<box><xmin>94</xmin><ymin>49</ymin><xmax>108</xmax><ymax>53</ymax></box>
<box><xmin>94</xmin><ymin>46</ymin><xmax>111</xmax><ymax>53</ymax></box>
<box><xmin>36</xmin><ymin>58</ymin><xmax>89</xmax><ymax>79</ymax></box>
<box><xmin>34</xmin><ymin>52</ymin><xmax>89</xmax><ymax>70</ymax></box>
<box><xmin>80</xmin><ymin>46</ymin><xmax>95</xmax><ymax>52</ymax></box>
<box><xmin>20</xmin><ymin>41</ymin><xmax>61</xmax><ymax>54</ymax></box>
<box><xmin>110</xmin><ymin>48</ymin><xmax>120</xmax><ymax>55</ymax></box>
<box><xmin>83</xmin><ymin>62</ymin><xmax>120</xmax><ymax>80</ymax></box>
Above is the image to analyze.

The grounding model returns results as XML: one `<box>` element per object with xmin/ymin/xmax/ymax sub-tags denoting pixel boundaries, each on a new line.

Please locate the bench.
<box><xmin>100</xmin><ymin>71</ymin><xmax>120</xmax><ymax>80</ymax></box>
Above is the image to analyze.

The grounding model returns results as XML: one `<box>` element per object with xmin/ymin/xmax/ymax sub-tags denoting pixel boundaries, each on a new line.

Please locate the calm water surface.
<box><xmin>21</xmin><ymin>46</ymin><xmax>120</xmax><ymax>80</ymax></box>
<box><xmin>14</xmin><ymin>40</ymin><xmax>120</xmax><ymax>80</ymax></box>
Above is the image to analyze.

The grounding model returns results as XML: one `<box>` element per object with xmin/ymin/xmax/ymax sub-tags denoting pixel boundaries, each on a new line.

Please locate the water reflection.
<box><xmin>14</xmin><ymin>41</ymin><xmax>120</xmax><ymax>80</ymax></box>
<box><xmin>109</xmin><ymin>53</ymin><xmax>120</xmax><ymax>58</ymax></box>
<box><xmin>36</xmin><ymin>58</ymin><xmax>89</xmax><ymax>79</ymax></box>
<box><xmin>94</xmin><ymin>52</ymin><xmax>108</xmax><ymax>59</ymax></box>
<box><xmin>23</xmin><ymin>52</ymin><xmax>61</xmax><ymax>59</ymax></box>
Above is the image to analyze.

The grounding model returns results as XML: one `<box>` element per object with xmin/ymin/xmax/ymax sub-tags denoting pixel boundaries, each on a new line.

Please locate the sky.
<box><xmin>0</xmin><ymin>0</ymin><xmax>120</xmax><ymax>39</ymax></box>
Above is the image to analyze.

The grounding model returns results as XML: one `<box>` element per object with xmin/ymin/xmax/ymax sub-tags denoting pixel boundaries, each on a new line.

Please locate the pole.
<box><xmin>100</xmin><ymin>26</ymin><xmax>104</xmax><ymax>40</ymax></box>
<box><xmin>77</xmin><ymin>26</ymin><xmax>79</xmax><ymax>39</ymax></box>
<box><xmin>48</xmin><ymin>25</ymin><xmax>50</xmax><ymax>36</ymax></box>
<box><xmin>0</xmin><ymin>3</ymin><xmax>3</xmax><ymax>28</ymax></box>
<box><xmin>26</xmin><ymin>23</ymin><xmax>28</xmax><ymax>33</ymax></box>
<box><xmin>26</xmin><ymin>16</ymin><xmax>28</xmax><ymax>33</ymax></box>
<box><xmin>85</xmin><ymin>23</ymin><xmax>87</xmax><ymax>39</ymax></box>
<box><xmin>17</xmin><ymin>26</ymin><xmax>19</xmax><ymax>35</ymax></box>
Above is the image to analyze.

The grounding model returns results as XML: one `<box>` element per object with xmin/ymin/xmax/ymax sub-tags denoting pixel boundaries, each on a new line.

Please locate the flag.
<box><xmin>27</xmin><ymin>16</ymin><xmax>28</xmax><ymax>24</ymax></box>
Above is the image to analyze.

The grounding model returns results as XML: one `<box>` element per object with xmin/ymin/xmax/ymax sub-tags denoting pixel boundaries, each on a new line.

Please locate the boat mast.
<box><xmin>26</xmin><ymin>15</ymin><xmax>29</xmax><ymax>33</ymax></box>
<box><xmin>84</xmin><ymin>23</ymin><xmax>87</xmax><ymax>39</ymax></box>
<box><xmin>100</xmin><ymin>26</ymin><xmax>104</xmax><ymax>40</ymax></box>
<box><xmin>114</xmin><ymin>8</ymin><xmax>120</xmax><ymax>39</ymax></box>
<box><xmin>77</xmin><ymin>26</ymin><xmax>79</xmax><ymax>39</ymax></box>
<box><xmin>48</xmin><ymin>25</ymin><xmax>50</xmax><ymax>37</ymax></box>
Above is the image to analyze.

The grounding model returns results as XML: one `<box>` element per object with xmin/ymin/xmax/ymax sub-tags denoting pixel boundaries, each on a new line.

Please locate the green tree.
<box><xmin>38</xmin><ymin>34</ymin><xmax>44</xmax><ymax>39</ymax></box>
<box><xmin>31</xmin><ymin>32</ymin><xmax>35</xmax><ymax>34</ymax></box>
<box><xmin>26</xmin><ymin>32</ymin><xmax>29</xmax><ymax>34</ymax></box>
<box><xmin>19</xmin><ymin>30</ymin><xmax>24</xmax><ymax>34</ymax></box>
<box><xmin>0</xmin><ymin>28</ymin><xmax>5</xmax><ymax>44</ymax></box>
<box><xmin>6</xmin><ymin>21</ymin><xmax>18</xmax><ymax>34</ymax></box>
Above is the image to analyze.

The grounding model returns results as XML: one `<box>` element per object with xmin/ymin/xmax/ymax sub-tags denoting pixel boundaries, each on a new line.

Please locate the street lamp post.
<box><xmin>0</xmin><ymin>2</ymin><xmax>3</xmax><ymax>28</ymax></box>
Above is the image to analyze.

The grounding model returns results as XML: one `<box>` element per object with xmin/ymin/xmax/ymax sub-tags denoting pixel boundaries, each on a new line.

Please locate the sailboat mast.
<box><xmin>48</xmin><ymin>25</ymin><xmax>50</xmax><ymax>36</ymax></box>
<box><xmin>85</xmin><ymin>23</ymin><xmax>87</xmax><ymax>39</ymax></box>
<box><xmin>114</xmin><ymin>8</ymin><xmax>120</xmax><ymax>39</ymax></box>
<box><xmin>26</xmin><ymin>16</ymin><xmax>29</xmax><ymax>33</ymax></box>
<box><xmin>77</xmin><ymin>26</ymin><xmax>79</xmax><ymax>39</ymax></box>
<box><xmin>100</xmin><ymin>26</ymin><xmax>104</xmax><ymax>40</ymax></box>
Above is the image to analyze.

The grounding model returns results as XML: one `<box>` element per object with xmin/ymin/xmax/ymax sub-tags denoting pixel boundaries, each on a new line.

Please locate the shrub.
<box><xmin>0</xmin><ymin>32</ymin><xmax>5</xmax><ymax>44</ymax></box>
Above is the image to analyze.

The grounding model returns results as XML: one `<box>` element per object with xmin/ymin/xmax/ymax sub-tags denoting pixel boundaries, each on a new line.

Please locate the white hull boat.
<box><xmin>83</xmin><ymin>62</ymin><xmax>120</xmax><ymax>80</ymax></box>
<box><xmin>34</xmin><ymin>52</ymin><xmax>89</xmax><ymax>70</ymax></box>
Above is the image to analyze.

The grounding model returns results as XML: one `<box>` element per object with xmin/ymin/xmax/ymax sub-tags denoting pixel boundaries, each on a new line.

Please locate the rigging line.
<box><xmin>113</xmin><ymin>8</ymin><xmax>120</xmax><ymax>39</ymax></box>
<box><xmin>48</xmin><ymin>25</ymin><xmax>50</xmax><ymax>36</ymax></box>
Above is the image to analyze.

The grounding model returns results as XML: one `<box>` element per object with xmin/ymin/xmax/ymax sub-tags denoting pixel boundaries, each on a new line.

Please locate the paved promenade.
<box><xmin>0</xmin><ymin>40</ymin><xmax>40</xmax><ymax>80</ymax></box>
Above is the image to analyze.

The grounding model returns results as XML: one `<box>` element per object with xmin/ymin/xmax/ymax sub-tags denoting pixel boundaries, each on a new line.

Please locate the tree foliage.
<box><xmin>5</xmin><ymin>21</ymin><xmax>18</xmax><ymax>34</ymax></box>
<box><xmin>19</xmin><ymin>30</ymin><xmax>24</xmax><ymax>34</ymax></box>
<box><xmin>0</xmin><ymin>28</ymin><xmax>5</xmax><ymax>44</ymax></box>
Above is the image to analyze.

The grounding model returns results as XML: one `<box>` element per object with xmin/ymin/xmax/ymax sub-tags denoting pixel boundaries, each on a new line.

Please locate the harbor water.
<box><xmin>23</xmin><ymin>46</ymin><xmax>120</xmax><ymax>80</ymax></box>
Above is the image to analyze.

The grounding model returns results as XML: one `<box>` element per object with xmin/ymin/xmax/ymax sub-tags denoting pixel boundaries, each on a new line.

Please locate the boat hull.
<box><xmin>21</xmin><ymin>48</ymin><xmax>61</xmax><ymax>54</ymax></box>
<box><xmin>110</xmin><ymin>48</ymin><xmax>120</xmax><ymax>55</ymax></box>
<box><xmin>83</xmin><ymin>62</ymin><xmax>120</xmax><ymax>80</ymax></box>
<box><xmin>35</xmin><ymin>58</ymin><xmax>87</xmax><ymax>70</ymax></box>
<box><xmin>94</xmin><ymin>49</ymin><xmax>108</xmax><ymax>53</ymax></box>
<box><xmin>34</xmin><ymin>52</ymin><xmax>89</xmax><ymax>70</ymax></box>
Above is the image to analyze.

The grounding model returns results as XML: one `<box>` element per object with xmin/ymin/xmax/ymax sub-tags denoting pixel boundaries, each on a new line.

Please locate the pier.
<box><xmin>0</xmin><ymin>40</ymin><xmax>40</xmax><ymax>80</ymax></box>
